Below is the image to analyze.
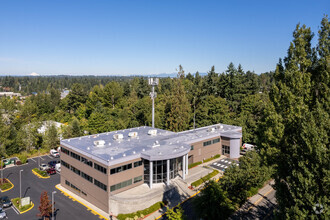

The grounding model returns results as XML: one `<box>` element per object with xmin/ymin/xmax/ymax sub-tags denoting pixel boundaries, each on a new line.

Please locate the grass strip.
<box><xmin>0</xmin><ymin>178</ymin><xmax>13</xmax><ymax>191</ymax></box>
<box><xmin>117</xmin><ymin>201</ymin><xmax>165</xmax><ymax>220</ymax></box>
<box><xmin>191</xmin><ymin>170</ymin><xmax>219</xmax><ymax>187</ymax></box>
<box><xmin>32</xmin><ymin>168</ymin><xmax>48</xmax><ymax>177</ymax></box>
<box><xmin>12</xmin><ymin>198</ymin><xmax>34</xmax><ymax>213</ymax></box>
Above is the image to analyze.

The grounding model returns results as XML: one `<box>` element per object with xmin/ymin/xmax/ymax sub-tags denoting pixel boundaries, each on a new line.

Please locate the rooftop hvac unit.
<box><xmin>128</xmin><ymin>132</ymin><xmax>138</xmax><ymax>138</ymax></box>
<box><xmin>94</xmin><ymin>140</ymin><xmax>105</xmax><ymax>147</ymax></box>
<box><xmin>113</xmin><ymin>134</ymin><xmax>123</xmax><ymax>140</ymax></box>
<box><xmin>208</xmin><ymin>127</ymin><xmax>215</xmax><ymax>132</ymax></box>
<box><xmin>148</xmin><ymin>129</ymin><xmax>157</xmax><ymax>136</ymax></box>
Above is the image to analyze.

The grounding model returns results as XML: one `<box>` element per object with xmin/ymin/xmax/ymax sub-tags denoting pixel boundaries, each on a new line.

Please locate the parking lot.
<box><xmin>210</xmin><ymin>158</ymin><xmax>239</xmax><ymax>171</ymax></box>
<box><xmin>1</xmin><ymin>155</ymin><xmax>101</xmax><ymax>220</ymax></box>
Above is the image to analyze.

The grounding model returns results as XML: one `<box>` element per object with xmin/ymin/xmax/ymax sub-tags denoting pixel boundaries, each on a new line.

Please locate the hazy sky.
<box><xmin>0</xmin><ymin>0</ymin><xmax>328</xmax><ymax>75</ymax></box>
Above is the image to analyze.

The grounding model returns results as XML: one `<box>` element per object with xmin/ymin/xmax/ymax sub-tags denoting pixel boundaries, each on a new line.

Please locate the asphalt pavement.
<box><xmin>1</xmin><ymin>155</ymin><xmax>101</xmax><ymax>220</ymax></box>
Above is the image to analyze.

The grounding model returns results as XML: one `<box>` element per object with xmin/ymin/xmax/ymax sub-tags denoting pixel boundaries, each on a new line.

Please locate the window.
<box><xmin>94</xmin><ymin>179</ymin><xmax>107</xmax><ymax>191</ymax></box>
<box><xmin>134</xmin><ymin>161</ymin><xmax>142</xmax><ymax>168</ymax></box>
<box><xmin>61</xmin><ymin>160</ymin><xmax>70</xmax><ymax>169</ymax></box>
<box><xmin>213</xmin><ymin>138</ymin><xmax>220</xmax><ymax>144</ymax></box>
<box><xmin>82</xmin><ymin>191</ymin><xmax>87</xmax><ymax>196</ymax></box>
<box><xmin>94</xmin><ymin>163</ymin><xmax>107</xmax><ymax>174</ymax></box>
<box><xmin>110</xmin><ymin>179</ymin><xmax>132</xmax><ymax>192</ymax></box>
<box><xmin>191</xmin><ymin>145</ymin><xmax>194</xmax><ymax>150</ymax></box>
<box><xmin>110</xmin><ymin>163</ymin><xmax>132</xmax><ymax>175</ymax></box>
<box><xmin>81</xmin><ymin>156</ymin><xmax>93</xmax><ymax>167</ymax></box>
<box><xmin>61</xmin><ymin>147</ymin><xmax>70</xmax><ymax>155</ymax></box>
<box><xmin>70</xmin><ymin>152</ymin><xmax>81</xmax><ymax>161</ymax></box>
<box><xmin>81</xmin><ymin>172</ymin><xmax>93</xmax><ymax>183</ymax></box>
<box><xmin>65</xmin><ymin>180</ymin><xmax>70</xmax><ymax>186</ymax></box>
<box><xmin>134</xmin><ymin>176</ymin><xmax>143</xmax><ymax>183</ymax></box>
<box><xmin>203</xmin><ymin>140</ymin><xmax>212</xmax><ymax>147</ymax></box>
<box><xmin>71</xmin><ymin>166</ymin><xmax>81</xmax><ymax>176</ymax></box>
<box><xmin>70</xmin><ymin>183</ymin><xmax>81</xmax><ymax>193</ymax></box>
<box><xmin>222</xmin><ymin>145</ymin><xmax>230</xmax><ymax>154</ymax></box>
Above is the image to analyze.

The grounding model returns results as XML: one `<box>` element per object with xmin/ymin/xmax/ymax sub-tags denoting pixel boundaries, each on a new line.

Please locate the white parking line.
<box><xmin>30</xmin><ymin>158</ymin><xmax>36</xmax><ymax>162</ymax></box>
<box><xmin>40</xmin><ymin>156</ymin><xmax>45</xmax><ymax>161</ymax></box>
<box><xmin>11</xmin><ymin>206</ymin><xmax>19</xmax><ymax>215</ymax></box>
<box><xmin>47</xmin><ymin>155</ymin><xmax>52</xmax><ymax>159</ymax></box>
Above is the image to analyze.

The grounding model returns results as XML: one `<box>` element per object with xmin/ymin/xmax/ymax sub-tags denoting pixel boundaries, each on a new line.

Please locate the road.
<box><xmin>1</xmin><ymin>155</ymin><xmax>101</xmax><ymax>220</ymax></box>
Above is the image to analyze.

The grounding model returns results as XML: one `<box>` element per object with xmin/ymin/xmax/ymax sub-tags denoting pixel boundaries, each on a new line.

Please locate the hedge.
<box><xmin>191</xmin><ymin>170</ymin><xmax>219</xmax><ymax>187</ymax></box>
<box><xmin>117</xmin><ymin>201</ymin><xmax>165</xmax><ymax>220</ymax></box>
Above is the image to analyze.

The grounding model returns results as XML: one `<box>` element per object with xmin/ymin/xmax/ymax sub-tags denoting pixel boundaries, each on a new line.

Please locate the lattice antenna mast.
<box><xmin>148</xmin><ymin>78</ymin><xmax>159</xmax><ymax>128</ymax></box>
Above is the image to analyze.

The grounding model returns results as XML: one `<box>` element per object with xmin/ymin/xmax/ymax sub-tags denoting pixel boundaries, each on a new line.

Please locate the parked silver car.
<box><xmin>0</xmin><ymin>208</ymin><xmax>6</xmax><ymax>219</ymax></box>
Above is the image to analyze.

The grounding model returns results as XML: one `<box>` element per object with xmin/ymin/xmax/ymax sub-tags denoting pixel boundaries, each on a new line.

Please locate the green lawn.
<box><xmin>32</xmin><ymin>168</ymin><xmax>48</xmax><ymax>177</ymax></box>
<box><xmin>117</xmin><ymin>201</ymin><xmax>165</xmax><ymax>220</ymax></box>
<box><xmin>12</xmin><ymin>198</ymin><xmax>33</xmax><ymax>212</ymax></box>
<box><xmin>191</xmin><ymin>170</ymin><xmax>219</xmax><ymax>187</ymax></box>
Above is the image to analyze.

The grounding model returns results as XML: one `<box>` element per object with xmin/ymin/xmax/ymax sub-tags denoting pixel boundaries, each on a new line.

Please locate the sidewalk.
<box><xmin>248</xmin><ymin>180</ymin><xmax>275</xmax><ymax>206</ymax></box>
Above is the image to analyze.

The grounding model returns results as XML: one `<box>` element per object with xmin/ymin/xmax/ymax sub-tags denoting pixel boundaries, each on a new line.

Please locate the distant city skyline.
<box><xmin>0</xmin><ymin>0</ymin><xmax>328</xmax><ymax>76</ymax></box>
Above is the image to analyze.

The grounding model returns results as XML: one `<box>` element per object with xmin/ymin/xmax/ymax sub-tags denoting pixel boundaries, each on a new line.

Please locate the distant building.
<box><xmin>0</xmin><ymin>92</ymin><xmax>21</xmax><ymax>98</ymax></box>
<box><xmin>60</xmin><ymin>89</ymin><xmax>70</xmax><ymax>99</ymax></box>
<box><xmin>60</xmin><ymin>123</ymin><xmax>242</xmax><ymax>214</ymax></box>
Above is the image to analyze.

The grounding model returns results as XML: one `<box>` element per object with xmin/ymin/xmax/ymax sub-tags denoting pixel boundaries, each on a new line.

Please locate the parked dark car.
<box><xmin>0</xmin><ymin>196</ymin><xmax>12</xmax><ymax>208</ymax></box>
<box><xmin>48</xmin><ymin>161</ymin><xmax>59</xmax><ymax>168</ymax></box>
<box><xmin>47</xmin><ymin>168</ymin><xmax>56</xmax><ymax>175</ymax></box>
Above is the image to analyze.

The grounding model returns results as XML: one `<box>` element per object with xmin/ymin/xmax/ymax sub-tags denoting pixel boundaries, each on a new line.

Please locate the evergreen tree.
<box><xmin>259</xmin><ymin>18</ymin><xmax>330</xmax><ymax>218</ymax></box>
<box><xmin>43</xmin><ymin>123</ymin><xmax>59</xmax><ymax>150</ymax></box>
<box><xmin>165</xmin><ymin>205</ymin><xmax>185</xmax><ymax>220</ymax></box>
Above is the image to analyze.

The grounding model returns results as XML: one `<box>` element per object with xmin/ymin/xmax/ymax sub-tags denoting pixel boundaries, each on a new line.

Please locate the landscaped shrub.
<box><xmin>203</xmin><ymin>154</ymin><xmax>220</xmax><ymax>163</ymax></box>
<box><xmin>32</xmin><ymin>168</ymin><xmax>48</xmax><ymax>177</ymax></box>
<box><xmin>18</xmin><ymin>152</ymin><xmax>28</xmax><ymax>164</ymax></box>
<box><xmin>117</xmin><ymin>201</ymin><xmax>164</xmax><ymax>220</ymax></box>
<box><xmin>12</xmin><ymin>198</ymin><xmax>33</xmax><ymax>212</ymax></box>
<box><xmin>191</xmin><ymin>170</ymin><xmax>219</xmax><ymax>187</ymax></box>
<box><xmin>188</xmin><ymin>161</ymin><xmax>202</xmax><ymax>169</ymax></box>
<box><xmin>0</xmin><ymin>179</ymin><xmax>13</xmax><ymax>191</ymax></box>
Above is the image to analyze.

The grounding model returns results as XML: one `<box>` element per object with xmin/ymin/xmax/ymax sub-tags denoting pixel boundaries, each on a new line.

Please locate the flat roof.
<box><xmin>61</xmin><ymin>123</ymin><xmax>242</xmax><ymax>166</ymax></box>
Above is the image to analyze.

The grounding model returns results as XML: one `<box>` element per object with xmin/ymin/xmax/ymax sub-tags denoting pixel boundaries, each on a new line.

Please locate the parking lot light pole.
<box><xmin>52</xmin><ymin>191</ymin><xmax>56</xmax><ymax>220</ymax></box>
<box><xmin>1</xmin><ymin>157</ymin><xmax>4</xmax><ymax>184</ymax></box>
<box><xmin>19</xmin><ymin>169</ymin><xmax>23</xmax><ymax>199</ymax></box>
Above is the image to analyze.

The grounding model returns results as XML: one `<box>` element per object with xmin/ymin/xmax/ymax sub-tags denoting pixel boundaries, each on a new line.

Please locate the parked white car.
<box><xmin>55</xmin><ymin>163</ymin><xmax>61</xmax><ymax>173</ymax></box>
<box><xmin>50</xmin><ymin>149</ymin><xmax>60</xmax><ymax>158</ymax></box>
<box><xmin>39</xmin><ymin>163</ymin><xmax>49</xmax><ymax>171</ymax></box>
<box><xmin>242</xmin><ymin>143</ymin><xmax>255</xmax><ymax>150</ymax></box>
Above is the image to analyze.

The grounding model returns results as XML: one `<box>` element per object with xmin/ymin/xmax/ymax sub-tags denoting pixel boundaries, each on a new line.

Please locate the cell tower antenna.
<box><xmin>148</xmin><ymin>78</ymin><xmax>159</xmax><ymax>128</ymax></box>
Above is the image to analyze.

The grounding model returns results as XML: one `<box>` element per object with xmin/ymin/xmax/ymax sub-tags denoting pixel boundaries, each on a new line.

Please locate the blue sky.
<box><xmin>0</xmin><ymin>0</ymin><xmax>328</xmax><ymax>75</ymax></box>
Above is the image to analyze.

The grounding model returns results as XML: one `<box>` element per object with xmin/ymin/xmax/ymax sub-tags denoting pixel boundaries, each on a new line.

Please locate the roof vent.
<box><xmin>208</xmin><ymin>127</ymin><xmax>215</xmax><ymax>132</ymax></box>
<box><xmin>123</xmin><ymin>153</ymin><xmax>126</xmax><ymax>157</ymax></box>
<box><xmin>79</xmin><ymin>137</ymin><xmax>81</xmax><ymax>140</ymax></box>
<box><xmin>133</xmin><ymin>151</ymin><xmax>136</xmax><ymax>154</ymax></box>
<box><xmin>128</xmin><ymin>132</ymin><xmax>138</xmax><ymax>138</ymax></box>
<box><xmin>110</xmin><ymin>157</ymin><xmax>114</xmax><ymax>160</ymax></box>
<box><xmin>113</xmin><ymin>133</ymin><xmax>123</xmax><ymax>140</ymax></box>
<box><xmin>148</xmin><ymin>129</ymin><xmax>157</xmax><ymax>136</ymax></box>
<box><xmin>94</xmin><ymin>140</ymin><xmax>105</xmax><ymax>147</ymax></box>
<box><xmin>68</xmin><ymin>139</ymin><xmax>70</xmax><ymax>142</ymax></box>
<box><xmin>142</xmin><ymin>148</ymin><xmax>145</xmax><ymax>152</ymax></box>
<box><xmin>87</xmin><ymin>147</ymin><xmax>90</xmax><ymax>150</ymax></box>
<box><xmin>153</xmin><ymin>141</ymin><xmax>160</xmax><ymax>148</ymax></box>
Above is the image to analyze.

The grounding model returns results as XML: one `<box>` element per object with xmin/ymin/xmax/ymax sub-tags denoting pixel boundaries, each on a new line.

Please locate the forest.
<box><xmin>0</xmin><ymin>15</ymin><xmax>329</xmax><ymax>219</ymax></box>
